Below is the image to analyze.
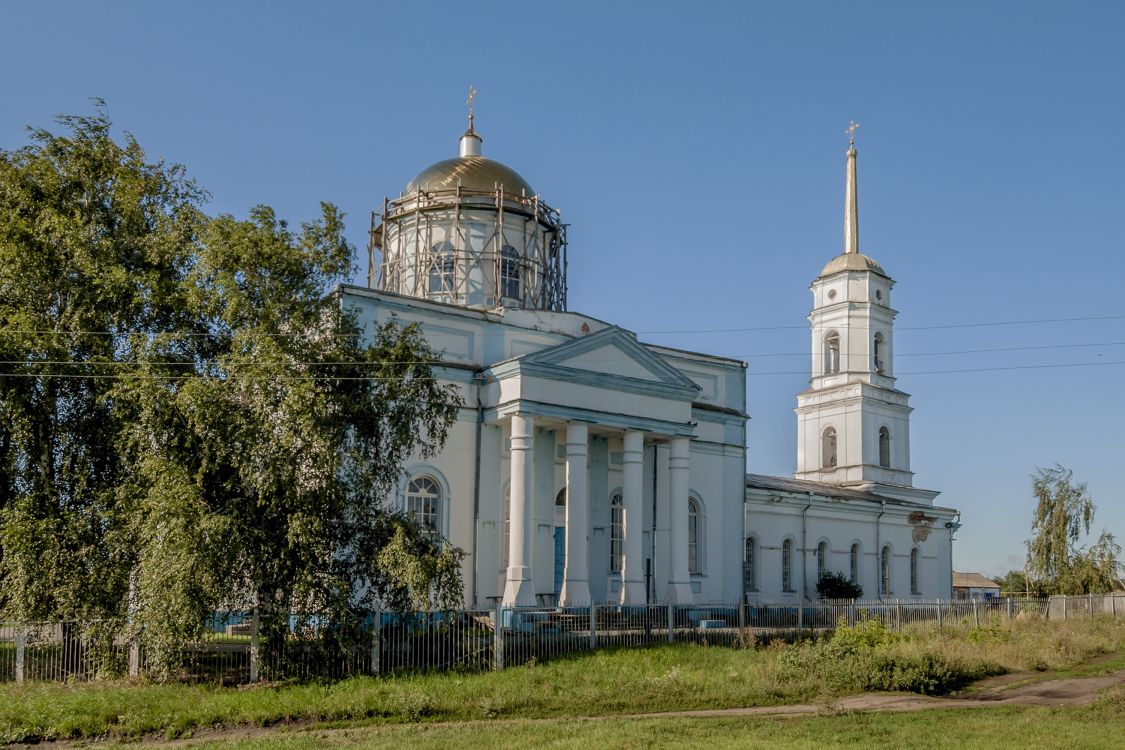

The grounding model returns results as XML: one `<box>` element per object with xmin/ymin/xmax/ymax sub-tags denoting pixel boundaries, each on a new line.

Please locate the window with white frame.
<box><xmin>822</xmin><ymin>427</ymin><xmax>838</xmax><ymax>469</ymax></box>
<box><xmin>610</xmin><ymin>493</ymin><xmax>623</xmax><ymax>573</ymax></box>
<box><xmin>744</xmin><ymin>536</ymin><xmax>758</xmax><ymax>591</ymax></box>
<box><xmin>824</xmin><ymin>332</ymin><xmax>841</xmax><ymax>374</ymax></box>
<box><xmin>782</xmin><ymin>538</ymin><xmax>794</xmax><ymax>592</ymax></box>
<box><xmin>881</xmin><ymin>545</ymin><xmax>892</xmax><ymax>596</ymax></box>
<box><xmin>850</xmin><ymin>543</ymin><xmax>861</xmax><ymax>584</ymax></box>
<box><xmin>817</xmin><ymin>540</ymin><xmax>829</xmax><ymax>581</ymax></box>
<box><xmin>910</xmin><ymin>547</ymin><xmax>920</xmax><ymax>595</ymax></box>
<box><xmin>879</xmin><ymin>426</ymin><xmax>891</xmax><ymax>469</ymax></box>
<box><xmin>687</xmin><ymin>497</ymin><xmax>702</xmax><ymax>574</ymax></box>
<box><xmin>406</xmin><ymin>476</ymin><xmax>442</xmax><ymax>539</ymax></box>
<box><xmin>500</xmin><ymin>244</ymin><xmax>521</xmax><ymax>300</ymax></box>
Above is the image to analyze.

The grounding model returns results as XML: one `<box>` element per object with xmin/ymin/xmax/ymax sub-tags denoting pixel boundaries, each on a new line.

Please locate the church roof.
<box><xmin>952</xmin><ymin>572</ymin><xmax>1000</xmax><ymax>589</ymax></box>
<box><xmin>746</xmin><ymin>473</ymin><xmax>922</xmax><ymax>507</ymax></box>
<box><xmin>407</xmin><ymin>156</ymin><xmax>535</xmax><ymax>196</ymax></box>
<box><xmin>818</xmin><ymin>251</ymin><xmax>888</xmax><ymax>278</ymax></box>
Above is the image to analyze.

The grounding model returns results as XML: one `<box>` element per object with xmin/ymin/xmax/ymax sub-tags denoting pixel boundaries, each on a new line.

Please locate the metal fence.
<box><xmin>2</xmin><ymin>595</ymin><xmax>1121</xmax><ymax>684</ymax></box>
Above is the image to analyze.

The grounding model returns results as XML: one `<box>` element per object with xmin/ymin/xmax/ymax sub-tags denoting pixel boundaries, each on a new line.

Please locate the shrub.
<box><xmin>816</xmin><ymin>571</ymin><xmax>863</xmax><ymax>600</ymax></box>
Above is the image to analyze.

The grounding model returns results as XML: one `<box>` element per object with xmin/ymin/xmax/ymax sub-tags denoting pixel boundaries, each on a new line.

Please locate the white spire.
<box><xmin>844</xmin><ymin>121</ymin><xmax>859</xmax><ymax>255</ymax></box>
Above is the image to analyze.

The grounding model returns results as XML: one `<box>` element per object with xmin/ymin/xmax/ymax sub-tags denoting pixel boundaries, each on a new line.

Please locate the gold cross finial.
<box><xmin>846</xmin><ymin>120</ymin><xmax>860</xmax><ymax>147</ymax></box>
<box><xmin>466</xmin><ymin>86</ymin><xmax>477</xmax><ymax>130</ymax></box>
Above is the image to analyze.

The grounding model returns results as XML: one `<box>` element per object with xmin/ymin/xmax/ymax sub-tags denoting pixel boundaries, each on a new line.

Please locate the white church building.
<box><xmin>341</xmin><ymin>114</ymin><xmax>959</xmax><ymax>608</ymax></box>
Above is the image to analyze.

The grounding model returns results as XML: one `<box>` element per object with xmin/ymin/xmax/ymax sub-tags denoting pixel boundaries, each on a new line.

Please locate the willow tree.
<box><xmin>119</xmin><ymin>206</ymin><xmax>464</xmax><ymax>670</ymax></box>
<box><xmin>0</xmin><ymin>103</ymin><xmax>203</xmax><ymax>624</ymax></box>
<box><xmin>1</xmin><ymin>106</ymin><xmax>463</xmax><ymax>673</ymax></box>
<box><xmin>1026</xmin><ymin>465</ymin><xmax>1121</xmax><ymax>595</ymax></box>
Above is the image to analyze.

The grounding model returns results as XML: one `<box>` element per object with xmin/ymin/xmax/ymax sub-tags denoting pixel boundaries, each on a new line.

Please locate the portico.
<box><xmin>484</xmin><ymin>327</ymin><xmax>701</xmax><ymax>607</ymax></box>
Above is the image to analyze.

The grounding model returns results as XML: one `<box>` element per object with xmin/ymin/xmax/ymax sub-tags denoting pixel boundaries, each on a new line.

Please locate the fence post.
<box><xmin>493</xmin><ymin>602</ymin><xmax>504</xmax><ymax>671</ymax></box>
<box><xmin>1006</xmin><ymin>598</ymin><xmax>1013</xmax><ymax>622</ymax></box>
<box><xmin>972</xmin><ymin>599</ymin><xmax>980</xmax><ymax>628</ymax></box>
<box><xmin>371</xmin><ymin>610</ymin><xmax>381</xmax><ymax>676</ymax></box>
<box><xmin>738</xmin><ymin>601</ymin><xmax>746</xmax><ymax>631</ymax></box>
<box><xmin>1062</xmin><ymin>595</ymin><xmax>1067</xmax><ymax>621</ymax></box>
<box><xmin>589</xmin><ymin>604</ymin><xmax>598</xmax><ymax>650</ymax></box>
<box><xmin>895</xmin><ymin>600</ymin><xmax>903</xmax><ymax>631</ymax></box>
<box><xmin>249</xmin><ymin>607</ymin><xmax>260</xmax><ymax>683</ymax></box>
<box><xmin>1112</xmin><ymin>595</ymin><xmax>1117</xmax><ymax>619</ymax></box>
<box><xmin>14</xmin><ymin>626</ymin><xmax>25</xmax><ymax>684</ymax></box>
<box><xmin>797</xmin><ymin>600</ymin><xmax>804</xmax><ymax>630</ymax></box>
<box><xmin>667</xmin><ymin>603</ymin><xmax>674</xmax><ymax>644</ymax></box>
<box><xmin>1088</xmin><ymin>595</ymin><xmax>1094</xmax><ymax>617</ymax></box>
<box><xmin>937</xmin><ymin>601</ymin><xmax>944</xmax><ymax>628</ymax></box>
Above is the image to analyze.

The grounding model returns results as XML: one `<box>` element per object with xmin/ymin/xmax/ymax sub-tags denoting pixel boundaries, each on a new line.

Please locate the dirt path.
<box><xmin>631</xmin><ymin>667</ymin><xmax>1125</xmax><ymax>719</ymax></box>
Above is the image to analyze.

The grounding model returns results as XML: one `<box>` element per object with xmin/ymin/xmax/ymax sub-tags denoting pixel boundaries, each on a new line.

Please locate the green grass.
<box><xmin>104</xmin><ymin>689</ymin><xmax>1125</xmax><ymax>749</ymax></box>
<box><xmin>2</xmin><ymin>616</ymin><xmax>1124</xmax><ymax>744</ymax></box>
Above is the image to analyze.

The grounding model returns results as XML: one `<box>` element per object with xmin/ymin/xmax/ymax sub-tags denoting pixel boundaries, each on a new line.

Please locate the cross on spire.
<box><xmin>846</xmin><ymin>120</ymin><xmax>860</xmax><ymax>148</ymax></box>
<box><xmin>466</xmin><ymin>86</ymin><xmax>477</xmax><ymax>131</ymax></box>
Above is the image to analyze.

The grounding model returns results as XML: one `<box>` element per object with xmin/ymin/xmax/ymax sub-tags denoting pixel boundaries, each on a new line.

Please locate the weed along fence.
<box><xmin>2</xmin><ymin>595</ymin><xmax>1122</xmax><ymax>685</ymax></box>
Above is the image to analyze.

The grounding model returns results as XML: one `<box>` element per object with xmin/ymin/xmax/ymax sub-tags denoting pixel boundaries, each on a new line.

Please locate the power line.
<box><xmin>746</xmin><ymin>360</ymin><xmax>1125</xmax><ymax>376</ymax></box>
<box><xmin>4</xmin><ymin>340</ymin><xmax>1125</xmax><ymax>368</ymax></box>
<box><xmin>4</xmin><ymin>313</ymin><xmax>1125</xmax><ymax>340</ymax></box>
<box><xmin>635</xmin><ymin>314</ymin><xmax>1125</xmax><ymax>335</ymax></box>
<box><xmin>4</xmin><ymin>359</ymin><xmax>1125</xmax><ymax>381</ymax></box>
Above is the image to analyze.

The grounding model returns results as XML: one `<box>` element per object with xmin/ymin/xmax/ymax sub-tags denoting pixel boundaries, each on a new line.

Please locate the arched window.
<box><xmin>873</xmin><ymin>332</ymin><xmax>885</xmax><ymax>374</ymax></box>
<box><xmin>850</xmin><ymin>543</ymin><xmax>861</xmax><ymax>584</ymax></box>
<box><xmin>781</xmin><ymin>538</ymin><xmax>794</xmax><ymax>592</ymax></box>
<box><xmin>610</xmin><ymin>493</ymin><xmax>624</xmax><ymax>573</ymax></box>
<box><xmin>744</xmin><ymin>536</ymin><xmax>758</xmax><ymax>592</ymax></box>
<box><xmin>822</xmin><ymin>427</ymin><xmax>838</xmax><ymax>469</ymax></box>
<box><xmin>824</xmin><ymin>332</ymin><xmax>841</xmax><ymax>374</ymax></box>
<box><xmin>428</xmin><ymin>241</ymin><xmax>455</xmax><ymax>295</ymax></box>
<box><xmin>500</xmin><ymin>245</ymin><xmax>521</xmax><ymax>300</ymax></box>
<box><xmin>910</xmin><ymin>548</ymin><xmax>920</xmax><ymax>595</ymax></box>
<box><xmin>817</xmin><ymin>540</ymin><xmax>829</xmax><ymax>580</ymax></box>
<box><xmin>878</xmin><ymin>426</ymin><xmax>891</xmax><ymax>469</ymax></box>
<box><xmin>881</xmin><ymin>545</ymin><xmax>892</xmax><ymax>596</ymax></box>
<box><xmin>555</xmin><ymin>488</ymin><xmax>567</xmax><ymax>507</ymax></box>
<box><xmin>406</xmin><ymin>476</ymin><xmax>442</xmax><ymax>538</ymax></box>
<box><xmin>687</xmin><ymin>497</ymin><xmax>702</xmax><ymax>574</ymax></box>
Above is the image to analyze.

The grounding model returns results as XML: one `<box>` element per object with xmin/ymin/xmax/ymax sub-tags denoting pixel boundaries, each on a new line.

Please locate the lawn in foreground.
<box><xmin>3</xmin><ymin>617</ymin><xmax>1124</xmax><ymax>744</ymax></box>
<box><xmin>109</xmin><ymin>689</ymin><xmax>1125</xmax><ymax>750</ymax></box>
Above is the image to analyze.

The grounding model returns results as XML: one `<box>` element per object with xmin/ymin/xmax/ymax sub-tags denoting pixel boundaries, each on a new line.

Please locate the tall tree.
<box><xmin>1</xmin><ymin>107</ymin><xmax>464</xmax><ymax>673</ymax></box>
<box><xmin>120</xmin><ymin>206</ymin><xmax>464</xmax><ymax>669</ymax></box>
<box><xmin>1026</xmin><ymin>465</ymin><xmax>1121</xmax><ymax>595</ymax></box>
<box><xmin>0</xmin><ymin>102</ymin><xmax>203</xmax><ymax>622</ymax></box>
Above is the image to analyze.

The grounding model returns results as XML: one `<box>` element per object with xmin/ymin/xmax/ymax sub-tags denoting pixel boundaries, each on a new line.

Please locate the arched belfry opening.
<box><xmin>368</xmin><ymin>104</ymin><xmax>568</xmax><ymax>311</ymax></box>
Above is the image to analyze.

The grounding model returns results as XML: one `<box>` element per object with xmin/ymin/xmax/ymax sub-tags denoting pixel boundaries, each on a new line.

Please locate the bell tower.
<box><xmin>794</xmin><ymin>126</ymin><xmax>920</xmax><ymax>494</ymax></box>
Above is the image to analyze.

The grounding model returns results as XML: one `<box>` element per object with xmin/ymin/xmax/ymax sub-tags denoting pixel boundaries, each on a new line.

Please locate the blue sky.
<box><xmin>3</xmin><ymin>1</ymin><xmax>1123</xmax><ymax>579</ymax></box>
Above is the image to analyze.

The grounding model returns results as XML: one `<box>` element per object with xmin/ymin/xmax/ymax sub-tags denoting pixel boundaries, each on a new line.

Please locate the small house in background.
<box><xmin>952</xmin><ymin>572</ymin><xmax>1001</xmax><ymax>601</ymax></box>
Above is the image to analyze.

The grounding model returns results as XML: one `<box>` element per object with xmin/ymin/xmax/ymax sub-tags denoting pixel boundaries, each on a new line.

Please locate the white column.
<box><xmin>666</xmin><ymin>437</ymin><xmax>693</xmax><ymax>603</ymax></box>
<box><xmin>559</xmin><ymin>423</ymin><xmax>591</xmax><ymax>607</ymax></box>
<box><xmin>620</xmin><ymin>430</ymin><xmax>646</xmax><ymax>604</ymax></box>
<box><xmin>503</xmin><ymin>414</ymin><xmax>537</xmax><ymax>606</ymax></box>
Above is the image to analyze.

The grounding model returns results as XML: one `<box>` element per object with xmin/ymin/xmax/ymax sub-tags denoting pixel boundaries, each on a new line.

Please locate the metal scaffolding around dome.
<box><xmin>367</xmin><ymin>120</ymin><xmax>568</xmax><ymax>313</ymax></box>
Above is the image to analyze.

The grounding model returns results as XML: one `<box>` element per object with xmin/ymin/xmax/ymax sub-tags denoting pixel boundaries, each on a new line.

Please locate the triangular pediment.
<box><xmin>519</xmin><ymin>327</ymin><xmax>700</xmax><ymax>391</ymax></box>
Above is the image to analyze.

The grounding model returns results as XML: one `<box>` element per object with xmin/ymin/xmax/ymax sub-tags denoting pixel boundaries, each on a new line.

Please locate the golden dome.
<box><xmin>406</xmin><ymin>156</ymin><xmax>535</xmax><ymax>196</ymax></box>
<box><xmin>818</xmin><ymin>252</ymin><xmax>887</xmax><ymax>279</ymax></box>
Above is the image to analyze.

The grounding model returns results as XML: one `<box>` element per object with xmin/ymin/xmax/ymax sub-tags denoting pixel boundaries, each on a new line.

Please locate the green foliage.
<box><xmin>0</xmin><ymin>105</ymin><xmax>465</xmax><ymax>671</ymax></box>
<box><xmin>815</xmin><ymin>570</ymin><xmax>863</xmax><ymax>600</ymax></box>
<box><xmin>1026</xmin><ymin>465</ymin><xmax>1121</xmax><ymax>595</ymax></box>
<box><xmin>2</xmin><ymin>617</ymin><xmax>1123</xmax><ymax>743</ymax></box>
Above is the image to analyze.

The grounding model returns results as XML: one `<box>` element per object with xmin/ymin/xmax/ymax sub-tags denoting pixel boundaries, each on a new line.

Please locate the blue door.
<box><xmin>553</xmin><ymin>527</ymin><xmax>565</xmax><ymax>599</ymax></box>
